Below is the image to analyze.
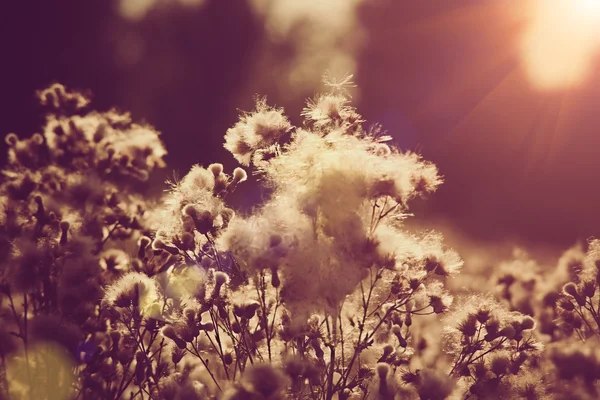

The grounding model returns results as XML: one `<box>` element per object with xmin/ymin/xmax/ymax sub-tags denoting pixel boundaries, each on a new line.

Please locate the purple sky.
<box><xmin>3</xmin><ymin>0</ymin><xmax>599</xmax><ymax>249</ymax></box>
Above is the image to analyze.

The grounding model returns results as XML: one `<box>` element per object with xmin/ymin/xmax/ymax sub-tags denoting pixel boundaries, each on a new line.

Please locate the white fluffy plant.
<box><xmin>217</xmin><ymin>80</ymin><xmax>463</xmax><ymax>399</ymax></box>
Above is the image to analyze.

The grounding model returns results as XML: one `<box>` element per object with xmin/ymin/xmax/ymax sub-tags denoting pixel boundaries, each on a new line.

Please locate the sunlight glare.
<box><xmin>576</xmin><ymin>0</ymin><xmax>600</xmax><ymax>12</ymax></box>
<box><xmin>521</xmin><ymin>0</ymin><xmax>600</xmax><ymax>90</ymax></box>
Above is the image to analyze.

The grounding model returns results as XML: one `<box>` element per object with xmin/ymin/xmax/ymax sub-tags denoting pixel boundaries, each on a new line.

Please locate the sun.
<box><xmin>521</xmin><ymin>0</ymin><xmax>600</xmax><ymax>91</ymax></box>
<box><xmin>576</xmin><ymin>0</ymin><xmax>600</xmax><ymax>12</ymax></box>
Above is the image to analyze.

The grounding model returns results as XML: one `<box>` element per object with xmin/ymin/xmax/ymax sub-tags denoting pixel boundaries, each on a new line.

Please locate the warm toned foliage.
<box><xmin>0</xmin><ymin>83</ymin><xmax>598</xmax><ymax>400</ymax></box>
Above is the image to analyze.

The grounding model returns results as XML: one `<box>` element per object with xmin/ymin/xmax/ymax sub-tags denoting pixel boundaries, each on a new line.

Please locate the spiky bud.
<box><xmin>558</xmin><ymin>298</ymin><xmax>575</xmax><ymax>311</ymax></box>
<box><xmin>380</xmin><ymin>344</ymin><xmax>394</xmax><ymax>362</ymax></box>
<box><xmin>211</xmin><ymin>278</ymin><xmax>226</xmax><ymax>299</ymax></box>
<box><xmin>200</xmin><ymin>322</ymin><xmax>215</xmax><ymax>332</ymax></box>
<box><xmin>181</xmin><ymin>215</ymin><xmax>195</xmax><ymax>232</ymax></box>
<box><xmin>181</xmin><ymin>232</ymin><xmax>195</xmax><ymax>251</ymax></box>
<box><xmin>138</xmin><ymin>236</ymin><xmax>151</xmax><ymax>259</ymax></box>
<box><xmin>271</xmin><ymin>268</ymin><xmax>281</xmax><ymax>288</ymax></box>
<box><xmin>563</xmin><ymin>282</ymin><xmax>578</xmax><ymax>297</ymax></box>
<box><xmin>59</xmin><ymin>221</ymin><xmax>70</xmax><ymax>245</ymax></box>
<box><xmin>162</xmin><ymin>326</ymin><xmax>177</xmax><ymax>340</ymax></box>
<box><xmin>152</xmin><ymin>238</ymin><xmax>179</xmax><ymax>255</ymax></box>
<box><xmin>490</xmin><ymin>356</ymin><xmax>510</xmax><ymax>375</ymax></box>
<box><xmin>244</xmin><ymin>301</ymin><xmax>260</xmax><ymax>319</ymax></box>
<box><xmin>499</xmin><ymin>326</ymin><xmax>516</xmax><ymax>339</ymax></box>
<box><xmin>376</xmin><ymin>363</ymin><xmax>389</xmax><ymax>380</ymax></box>
<box><xmin>183</xmin><ymin>205</ymin><xmax>199</xmax><ymax>220</ymax></box>
<box><xmin>582</xmin><ymin>280</ymin><xmax>596</xmax><ymax>298</ymax></box>
<box><xmin>215</xmin><ymin>271</ymin><xmax>228</xmax><ymax>287</ymax></box>
<box><xmin>232</xmin><ymin>167</ymin><xmax>248</xmax><ymax>183</ymax></box>
<box><xmin>31</xmin><ymin>133</ymin><xmax>44</xmax><ymax>146</ymax></box>
<box><xmin>269</xmin><ymin>234</ymin><xmax>282</xmax><ymax>247</ymax></box>
<box><xmin>521</xmin><ymin>316</ymin><xmax>535</xmax><ymax>330</ymax></box>
<box><xmin>5</xmin><ymin>133</ymin><xmax>18</xmax><ymax>146</ymax></box>
<box><xmin>195</xmin><ymin>210</ymin><xmax>214</xmax><ymax>234</ymax></box>
<box><xmin>476</xmin><ymin>309</ymin><xmax>491</xmax><ymax>323</ymax></box>
<box><xmin>459</xmin><ymin>314</ymin><xmax>478</xmax><ymax>337</ymax></box>
<box><xmin>208</xmin><ymin>163</ymin><xmax>224</xmax><ymax>177</ymax></box>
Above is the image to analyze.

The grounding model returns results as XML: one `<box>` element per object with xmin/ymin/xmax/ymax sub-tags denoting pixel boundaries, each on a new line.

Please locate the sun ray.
<box><xmin>536</xmin><ymin>93</ymin><xmax>568</xmax><ymax>175</ymax></box>
<box><xmin>545</xmin><ymin>91</ymin><xmax>583</xmax><ymax>165</ymax></box>
<box><xmin>447</xmin><ymin>67</ymin><xmax>525</xmax><ymax>142</ymax></box>
<box><xmin>520</xmin><ymin>93</ymin><xmax>567</xmax><ymax>179</ymax></box>
<box><xmin>402</xmin><ymin>1</ymin><xmax>528</xmax><ymax>34</ymax></box>
<box><xmin>389</xmin><ymin>2</ymin><xmax>530</xmax><ymax>151</ymax></box>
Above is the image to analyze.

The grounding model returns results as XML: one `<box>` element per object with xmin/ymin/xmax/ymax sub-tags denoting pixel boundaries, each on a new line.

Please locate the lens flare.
<box><xmin>5</xmin><ymin>341</ymin><xmax>76</xmax><ymax>400</ymax></box>
<box><xmin>521</xmin><ymin>0</ymin><xmax>600</xmax><ymax>90</ymax></box>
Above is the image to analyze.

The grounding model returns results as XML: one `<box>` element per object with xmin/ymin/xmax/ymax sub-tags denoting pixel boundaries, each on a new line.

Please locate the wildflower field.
<box><xmin>3</xmin><ymin>1</ymin><xmax>600</xmax><ymax>399</ymax></box>
<box><xmin>0</xmin><ymin>80</ymin><xmax>599</xmax><ymax>400</ymax></box>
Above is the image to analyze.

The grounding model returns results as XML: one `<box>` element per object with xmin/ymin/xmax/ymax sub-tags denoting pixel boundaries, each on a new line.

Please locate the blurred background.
<box><xmin>3</xmin><ymin>0</ymin><xmax>600</xmax><ymax>258</ymax></box>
